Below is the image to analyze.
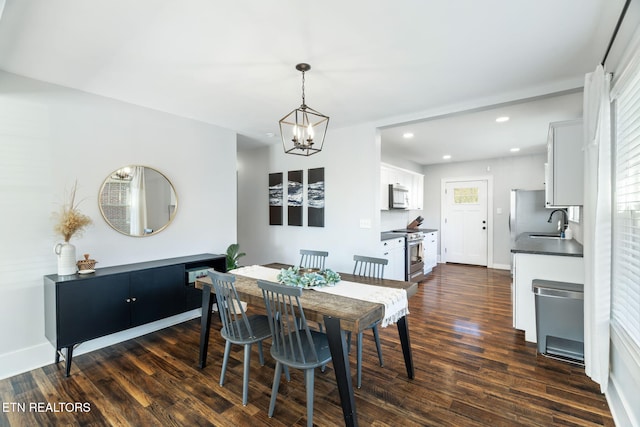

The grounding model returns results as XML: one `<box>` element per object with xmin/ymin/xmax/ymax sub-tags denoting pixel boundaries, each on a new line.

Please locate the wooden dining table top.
<box><xmin>195</xmin><ymin>263</ymin><xmax>418</xmax><ymax>334</ymax></box>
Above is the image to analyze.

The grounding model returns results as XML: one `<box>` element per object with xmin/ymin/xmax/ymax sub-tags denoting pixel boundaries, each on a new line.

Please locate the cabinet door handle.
<box><xmin>131</xmin><ymin>297</ymin><xmax>137</xmax><ymax>302</ymax></box>
<box><xmin>126</xmin><ymin>298</ymin><xmax>131</xmax><ymax>303</ymax></box>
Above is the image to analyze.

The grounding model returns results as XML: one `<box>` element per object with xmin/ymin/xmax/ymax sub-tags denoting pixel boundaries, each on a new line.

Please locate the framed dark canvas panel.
<box><xmin>308</xmin><ymin>167</ymin><xmax>325</xmax><ymax>227</ymax></box>
<box><xmin>268</xmin><ymin>172</ymin><xmax>283</xmax><ymax>226</ymax></box>
<box><xmin>288</xmin><ymin>170</ymin><xmax>303</xmax><ymax>226</ymax></box>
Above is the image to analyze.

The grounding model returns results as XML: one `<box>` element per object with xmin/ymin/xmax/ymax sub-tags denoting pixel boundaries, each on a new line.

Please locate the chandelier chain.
<box><xmin>301</xmin><ymin>71</ymin><xmax>306</xmax><ymax>106</ymax></box>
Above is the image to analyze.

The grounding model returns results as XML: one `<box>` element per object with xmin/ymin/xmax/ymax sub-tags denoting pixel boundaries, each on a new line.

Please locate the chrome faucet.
<box><xmin>547</xmin><ymin>209</ymin><xmax>568</xmax><ymax>232</ymax></box>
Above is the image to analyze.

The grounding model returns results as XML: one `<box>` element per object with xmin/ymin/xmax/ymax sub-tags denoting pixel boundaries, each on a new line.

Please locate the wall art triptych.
<box><xmin>307</xmin><ymin>167</ymin><xmax>325</xmax><ymax>227</ymax></box>
<box><xmin>287</xmin><ymin>170</ymin><xmax>303</xmax><ymax>226</ymax></box>
<box><xmin>268</xmin><ymin>172</ymin><xmax>283</xmax><ymax>226</ymax></box>
<box><xmin>268</xmin><ymin>168</ymin><xmax>324</xmax><ymax>227</ymax></box>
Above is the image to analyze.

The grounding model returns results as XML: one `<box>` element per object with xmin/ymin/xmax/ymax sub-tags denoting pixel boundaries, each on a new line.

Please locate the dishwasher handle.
<box><xmin>532</xmin><ymin>279</ymin><xmax>583</xmax><ymax>300</ymax></box>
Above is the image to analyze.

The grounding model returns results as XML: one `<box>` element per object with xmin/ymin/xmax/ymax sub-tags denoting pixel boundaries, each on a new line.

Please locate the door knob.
<box><xmin>482</xmin><ymin>226</ymin><xmax>486</xmax><ymax>230</ymax></box>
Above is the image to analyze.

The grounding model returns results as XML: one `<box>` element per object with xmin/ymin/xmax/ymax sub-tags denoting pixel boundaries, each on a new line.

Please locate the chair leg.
<box><xmin>284</xmin><ymin>365</ymin><xmax>291</xmax><ymax>382</ymax></box>
<box><xmin>357</xmin><ymin>332</ymin><xmax>363</xmax><ymax>389</ymax></box>
<box><xmin>305</xmin><ymin>368</ymin><xmax>315</xmax><ymax>427</ymax></box>
<box><xmin>242</xmin><ymin>344</ymin><xmax>251</xmax><ymax>406</ymax></box>
<box><xmin>257</xmin><ymin>341</ymin><xmax>265</xmax><ymax>366</ymax></box>
<box><xmin>220</xmin><ymin>340</ymin><xmax>232</xmax><ymax>386</ymax></box>
<box><xmin>268</xmin><ymin>362</ymin><xmax>283</xmax><ymax>417</ymax></box>
<box><xmin>372</xmin><ymin>325</ymin><xmax>384</xmax><ymax>367</ymax></box>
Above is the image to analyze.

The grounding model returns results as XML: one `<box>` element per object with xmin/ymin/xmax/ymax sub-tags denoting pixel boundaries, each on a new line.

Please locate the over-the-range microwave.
<box><xmin>389</xmin><ymin>183</ymin><xmax>409</xmax><ymax>209</ymax></box>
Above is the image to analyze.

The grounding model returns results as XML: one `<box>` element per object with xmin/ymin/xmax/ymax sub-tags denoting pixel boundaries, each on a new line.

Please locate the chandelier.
<box><xmin>279</xmin><ymin>63</ymin><xmax>329</xmax><ymax>156</ymax></box>
<box><xmin>111</xmin><ymin>167</ymin><xmax>133</xmax><ymax>181</ymax></box>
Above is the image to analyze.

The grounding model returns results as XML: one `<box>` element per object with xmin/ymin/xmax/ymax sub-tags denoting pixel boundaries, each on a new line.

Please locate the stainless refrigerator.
<box><xmin>509</xmin><ymin>189</ymin><xmax>558</xmax><ymax>247</ymax></box>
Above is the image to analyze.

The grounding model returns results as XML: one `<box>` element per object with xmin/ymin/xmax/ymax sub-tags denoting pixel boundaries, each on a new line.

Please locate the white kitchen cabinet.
<box><xmin>423</xmin><ymin>231</ymin><xmax>438</xmax><ymax>273</ymax></box>
<box><xmin>512</xmin><ymin>253</ymin><xmax>584</xmax><ymax>342</ymax></box>
<box><xmin>380</xmin><ymin>237</ymin><xmax>405</xmax><ymax>281</ymax></box>
<box><xmin>380</xmin><ymin>163</ymin><xmax>424</xmax><ymax>210</ymax></box>
<box><xmin>410</xmin><ymin>174</ymin><xmax>424</xmax><ymax>210</ymax></box>
<box><xmin>545</xmin><ymin>119</ymin><xmax>583</xmax><ymax>207</ymax></box>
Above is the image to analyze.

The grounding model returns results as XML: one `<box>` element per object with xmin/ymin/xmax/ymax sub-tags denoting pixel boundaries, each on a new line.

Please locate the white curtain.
<box><xmin>582</xmin><ymin>65</ymin><xmax>612</xmax><ymax>392</ymax></box>
<box><xmin>130</xmin><ymin>166</ymin><xmax>148</xmax><ymax>236</ymax></box>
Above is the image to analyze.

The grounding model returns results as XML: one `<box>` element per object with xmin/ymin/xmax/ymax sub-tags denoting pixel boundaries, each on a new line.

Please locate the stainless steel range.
<box><xmin>391</xmin><ymin>229</ymin><xmax>425</xmax><ymax>282</ymax></box>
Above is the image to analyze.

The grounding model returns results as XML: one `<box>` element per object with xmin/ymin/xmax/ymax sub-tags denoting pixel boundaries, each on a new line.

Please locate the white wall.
<box><xmin>380</xmin><ymin>153</ymin><xmax>423</xmax><ymax>174</ymax></box>
<box><xmin>0</xmin><ymin>71</ymin><xmax>237</xmax><ymax>379</ymax></box>
<box><xmin>237</xmin><ymin>123</ymin><xmax>382</xmax><ymax>275</ymax></box>
<box><xmin>421</xmin><ymin>153</ymin><xmax>547</xmax><ymax>267</ymax></box>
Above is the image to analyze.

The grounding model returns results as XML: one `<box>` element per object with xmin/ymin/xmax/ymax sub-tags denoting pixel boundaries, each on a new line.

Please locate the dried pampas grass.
<box><xmin>53</xmin><ymin>181</ymin><xmax>92</xmax><ymax>242</ymax></box>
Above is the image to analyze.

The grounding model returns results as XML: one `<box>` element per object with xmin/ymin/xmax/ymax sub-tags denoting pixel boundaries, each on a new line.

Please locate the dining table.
<box><xmin>195</xmin><ymin>263</ymin><xmax>418</xmax><ymax>427</ymax></box>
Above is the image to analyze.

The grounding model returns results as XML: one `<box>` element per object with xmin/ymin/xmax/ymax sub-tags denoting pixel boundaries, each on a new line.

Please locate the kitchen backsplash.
<box><xmin>381</xmin><ymin>209</ymin><xmax>423</xmax><ymax>231</ymax></box>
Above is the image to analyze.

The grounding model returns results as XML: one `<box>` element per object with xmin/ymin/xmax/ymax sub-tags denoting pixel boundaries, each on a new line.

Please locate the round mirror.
<box><xmin>99</xmin><ymin>166</ymin><xmax>177</xmax><ymax>237</ymax></box>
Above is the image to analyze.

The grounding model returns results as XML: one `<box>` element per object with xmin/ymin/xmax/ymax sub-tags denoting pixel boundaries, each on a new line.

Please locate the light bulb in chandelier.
<box><xmin>307</xmin><ymin>123</ymin><xmax>314</xmax><ymax>142</ymax></box>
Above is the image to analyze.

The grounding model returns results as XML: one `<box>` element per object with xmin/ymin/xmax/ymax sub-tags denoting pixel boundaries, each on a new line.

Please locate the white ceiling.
<box><xmin>381</xmin><ymin>90</ymin><xmax>584</xmax><ymax>165</ymax></box>
<box><xmin>0</xmin><ymin>0</ymin><xmax>625</xmax><ymax>160</ymax></box>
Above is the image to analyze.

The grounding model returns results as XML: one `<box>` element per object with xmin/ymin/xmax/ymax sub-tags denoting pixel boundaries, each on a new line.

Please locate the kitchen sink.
<box><xmin>529</xmin><ymin>233</ymin><xmax>563</xmax><ymax>239</ymax></box>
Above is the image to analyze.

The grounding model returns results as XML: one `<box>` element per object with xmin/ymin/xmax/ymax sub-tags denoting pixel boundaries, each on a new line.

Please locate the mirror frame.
<box><xmin>98</xmin><ymin>165</ymin><xmax>178</xmax><ymax>237</ymax></box>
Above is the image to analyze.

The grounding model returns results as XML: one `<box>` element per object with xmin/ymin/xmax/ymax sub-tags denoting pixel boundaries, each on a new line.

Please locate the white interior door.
<box><xmin>443</xmin><ymin>180</ymin><xmax>488</xmax><ymax>266</ymax></box>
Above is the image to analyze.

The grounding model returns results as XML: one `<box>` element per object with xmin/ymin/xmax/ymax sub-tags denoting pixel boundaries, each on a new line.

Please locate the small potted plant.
<box><xmin>225</xmin><ymin>243</ymin><xmax>246</xmax><ymax>271</ymax></box>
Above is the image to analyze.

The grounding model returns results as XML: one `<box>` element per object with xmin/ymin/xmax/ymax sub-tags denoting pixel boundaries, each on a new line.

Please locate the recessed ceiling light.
<box><xmin>496</xmin><ymin>116</ymin><xmax>510</xmax><ymax>123</ymax></box>
<box><xmin>510</xmin><ymin>147</ymin><xmax>520</xmax><ymax>152</ymax></box>
<box><xmin>403</xmin><ymin>132</ymin><xmax>414</xmax><ymax>138</ymax></box>
<box><xmin>442</xmin><ymin>155</ymin><xmax>452</xmax><ymax>160</ymax></box>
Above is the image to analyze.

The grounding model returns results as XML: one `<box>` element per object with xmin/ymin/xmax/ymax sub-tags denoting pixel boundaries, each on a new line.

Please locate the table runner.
<box><xmin>228</xmin><ymin>265</ymin><xmax>409</xmax><ymax>327</ymax></box>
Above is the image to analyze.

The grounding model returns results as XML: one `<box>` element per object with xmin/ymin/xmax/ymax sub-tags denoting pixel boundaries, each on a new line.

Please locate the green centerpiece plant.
<box><xmin>277</xmin><ymin>266</ymin><xmax>340</xmax><ymax>288</ymax></box>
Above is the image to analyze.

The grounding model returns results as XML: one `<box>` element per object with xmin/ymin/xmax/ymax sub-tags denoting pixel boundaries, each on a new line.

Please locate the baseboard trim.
<box><xmin>491</xmin><ymin>263</ymin><xmax>511</xmax><ymax>270</ymax></box>
<box><xmin>607</xmin><ymin>376</ymin><xmax>635</xmax><ymax>427</ymax></box>
<box><xmin>606</xmin><ymin>327</ymin><xmax>640</xmax><ymax>427</ymax></box>
<box><xmin>0</xmin><ymin>342</ymin><xmax>54</xmax><ymax>380</ymax></box>
<box><xmin>0</xmin><ymin>309</ymin><xmax>201</xmax><ymax>380</ymax></box>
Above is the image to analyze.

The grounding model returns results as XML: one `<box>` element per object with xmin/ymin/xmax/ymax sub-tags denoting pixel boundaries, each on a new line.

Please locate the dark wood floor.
<box><xmin>0</xmin><ymin>264</ymin><xmax>613</xmax><ymax>426</ymax></box>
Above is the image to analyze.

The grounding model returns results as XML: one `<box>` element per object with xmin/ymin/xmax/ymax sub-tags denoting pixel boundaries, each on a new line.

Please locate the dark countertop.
<box><xmin>418</xmin><ymin>228</ymin><xmax>438</xmax><ymax>233</ymax></box>
<box><xmin>511</xmin><ymin>232</ymin><xmax>583</xmax><ymax>257</ymax></box>
<box><xmin>381</xmin><ymin>231</ymin><xmax>404</xmax><ymax>241</ymax></box>
<box><xmin>380</xmin><ymin>228</ymin><xmax>438</xmax><ymax>241</ymax></box>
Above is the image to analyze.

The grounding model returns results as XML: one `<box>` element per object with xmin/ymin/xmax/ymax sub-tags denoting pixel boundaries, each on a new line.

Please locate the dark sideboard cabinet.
<box><xmin>44</xmin><ymin>253</ymin><xmax>225</xmax><ymax>376</ymax></box>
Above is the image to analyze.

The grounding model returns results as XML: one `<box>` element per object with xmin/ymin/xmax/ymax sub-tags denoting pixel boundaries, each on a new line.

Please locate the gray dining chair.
<box><xmin>258</xmin><ymin>280</ymin><xmax>332</xmax><ymax>427</ymax></box>
<box><xmin>349</xmin><ymin>255</ymin><xmax>387</xmax><ymax>388</ymax></box>
<box><xmin>298</xmin><ymin>249</ymin><xmax>330</xmax><ymax>333</ymax></box>
<box><xmin>207</xmin><ymin>270</ymin><xmax>271</xmax><ymax>406</ymax></box>
<box><xmin>299</xmin><ymin>249</ymin><xmax>328</xmax><ymax>270</ymax></box>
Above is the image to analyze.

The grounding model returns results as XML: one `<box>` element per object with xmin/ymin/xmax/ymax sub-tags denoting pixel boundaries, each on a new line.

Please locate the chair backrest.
<box><xmin>258</xmin><ymin>280</ymin><xmax>321</xmax><ymax>365</ymax></box>
<box><xmin>352</xmin><ymin>255</ymin><xmax>388</xmax><ymax>279</ymax></box>
<box><xmin>299</xmin><ymin>249</ymin><xmax>329</xmax><ymax>270</ymax></box>
<box><xmin>208</xmin><ymin>270</ymin><xmax>254</xmax><ymax>340</ymax></box>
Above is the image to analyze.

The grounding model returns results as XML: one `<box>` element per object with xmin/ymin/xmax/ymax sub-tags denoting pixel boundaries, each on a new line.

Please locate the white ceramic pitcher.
<box><xmin>54</xmin><ymin>242</ymin><xmax>77</xmax><ymax>275</ymax></box>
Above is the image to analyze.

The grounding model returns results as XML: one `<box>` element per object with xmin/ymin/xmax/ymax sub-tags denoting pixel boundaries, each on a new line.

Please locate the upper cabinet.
<box><xmin>545</xmin><ymin>119</ymin><xmax>584</xmax><ymax>207</ymax></box>
<box><xmin>381</xmin><ymin>163</ymin><xmax>424</xmax><ymax>210</ymax></box>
